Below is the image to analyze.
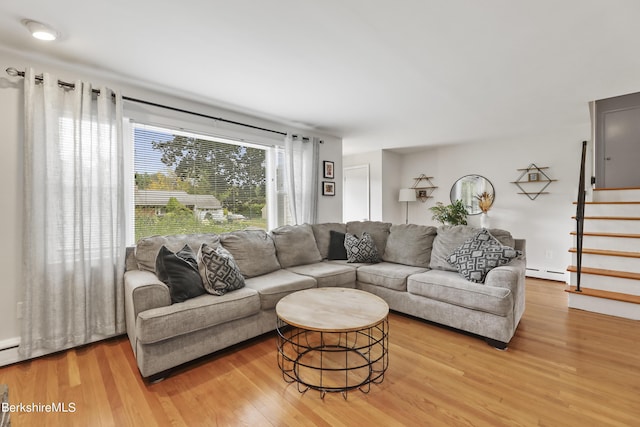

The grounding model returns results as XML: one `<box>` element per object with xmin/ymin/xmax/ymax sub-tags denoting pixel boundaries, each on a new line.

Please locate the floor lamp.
<box><xmin>398</xmin><ymin>188</ymin><xmax>416</xmax><ymax>224</ymax></box>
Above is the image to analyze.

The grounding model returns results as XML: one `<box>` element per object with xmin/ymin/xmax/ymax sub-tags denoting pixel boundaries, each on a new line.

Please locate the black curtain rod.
<box><xmin>5</xmin><ymin>67</ymin><xmax>322</xmax><ymax>141</ymax></box>
<box><xmin>123</xmin><ymin>95</ymin><xmax>288</xmax><ymax>137</ymax></box>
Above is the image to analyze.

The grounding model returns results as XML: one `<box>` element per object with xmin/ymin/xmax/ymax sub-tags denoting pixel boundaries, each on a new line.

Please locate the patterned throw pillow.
<box><xmin>197</xmin><ymin>243</ymin><xmax>245</xmax><ymax>296</ymax></box>
<box><xmin>344</xmin><ymin>232</ymin><xmax>380</xmax><ymax>263</ymax></box>
<box><xmin>447</xmin><ymin>229</ymin><xmax>519</xmax><ymax>283</ymax></box>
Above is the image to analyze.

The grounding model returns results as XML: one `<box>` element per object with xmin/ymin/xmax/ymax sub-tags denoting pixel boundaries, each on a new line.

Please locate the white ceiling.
<box><xmin>2</xmin><ymin>1</ymin><xmax>640</xmax><ymax>155</ymax></box>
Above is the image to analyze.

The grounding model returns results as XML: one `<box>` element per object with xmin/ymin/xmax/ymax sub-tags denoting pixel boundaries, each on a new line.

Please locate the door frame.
<box><xmin>343</xmin><ymin>164</ymin><xmax>370</xmax><ymax>222</ymax></box>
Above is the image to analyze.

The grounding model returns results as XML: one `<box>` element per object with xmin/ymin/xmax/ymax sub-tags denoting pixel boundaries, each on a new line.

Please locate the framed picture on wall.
<box><xmin>322</xmin><ymin>181</ymin><xmax>335</xmax><ymax>196</ymax></box>
<box><xmin>528</xmin><ymin>172</ymin><xmax>540</xmax><ymax>182</ymax></box>
<box><xmin>323</xmin><ymin>161</ymin><xmax>335</xmax><ymax>179</ymax></box>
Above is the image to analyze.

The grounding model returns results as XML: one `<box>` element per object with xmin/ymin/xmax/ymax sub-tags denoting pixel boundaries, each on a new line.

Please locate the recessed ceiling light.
<box><xmin>23</xmin><ymin>19</ymin><xmax>59</xmax><ymax>41</ymax></box>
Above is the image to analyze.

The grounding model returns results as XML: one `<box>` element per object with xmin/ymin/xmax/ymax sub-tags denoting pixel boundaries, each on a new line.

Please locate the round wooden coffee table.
<box><xmin>275</xmin><ymin>287</ymin><xmax>389</xmax><ymax>399</ymax></box>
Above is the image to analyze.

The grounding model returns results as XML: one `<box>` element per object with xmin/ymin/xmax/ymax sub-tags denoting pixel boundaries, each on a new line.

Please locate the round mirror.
<box><xmin>450</xmin><ymin>175</ymin><xmax>495</xmax><ymax>215</ymax></box>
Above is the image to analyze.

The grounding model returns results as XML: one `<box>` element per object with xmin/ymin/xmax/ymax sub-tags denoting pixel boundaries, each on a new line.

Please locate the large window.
<box><xmin>133</xmin><ymin>123</ymin><xmax>288</xmax><ymax>242</ymax></box>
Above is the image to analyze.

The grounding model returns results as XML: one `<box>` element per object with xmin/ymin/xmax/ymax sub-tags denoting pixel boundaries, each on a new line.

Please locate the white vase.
<box><xmin>480</xmin><ymin>212</ymin><xmax>490</xmax><ymax>229</ymax></box>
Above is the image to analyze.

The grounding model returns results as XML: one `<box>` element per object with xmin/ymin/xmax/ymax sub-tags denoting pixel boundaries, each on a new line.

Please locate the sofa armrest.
<box><xmin>485</xmin><ymin>258</ymin><xmax>526</xmax><ymax>328</ymax></box>
<box><xmin>514</xmin><ymin>239</ymin><xmax>526</xmax><ymax>258</ymax></box>
<box><xmin>485</xmin><ymin>259</ymin><xmax>525</xmax><ymax>289</ymax></box>
<box><xmin>124</xmin><ymin>270</ymin><xmax>171</xmax><ymax>354</ymax></box>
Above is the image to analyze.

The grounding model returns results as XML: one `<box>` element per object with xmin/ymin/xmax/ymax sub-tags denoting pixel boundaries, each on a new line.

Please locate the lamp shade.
<box><xmin>398</xmin><ymin>188</ymin><xmax>416</xmax><ymax>202</ymax></box>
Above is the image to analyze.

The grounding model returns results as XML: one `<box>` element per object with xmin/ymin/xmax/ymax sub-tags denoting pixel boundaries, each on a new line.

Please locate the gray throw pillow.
<box><xmin>344</xmin><ymin>232</ymin><xmax>380</xmax><ymax>263</ymax></box>
<box><xmin>197</xmin><ymin>243</ymin><xmax>245</xmax><ymax>296</ymax></box>
<box><xmin>155</xmin><ymin>244</ymin><xmax>206</xmax><ymax>303</ymax></box>
<box><xmin>328</xmin><ymin>230</ymin><xmax>347</xmax><ymax>260</ymax></box>
<box><xmin>447</xmin><ymin>229</ymin><xmax>520</xmax><ymax>283</ymax></box>
<box><xmin>271</xmin><ymin>224</ymin><xmax>322</xmax><ymax>268</ymax></box>
<box><xmin>311</xmin><ymin>223</ymin><xmax>347</xmax><ymax>259</ymax></box>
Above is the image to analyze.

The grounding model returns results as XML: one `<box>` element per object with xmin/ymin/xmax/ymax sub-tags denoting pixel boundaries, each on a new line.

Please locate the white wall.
<box><xmin>344</xmin><ymin>124</ymin><xmax>592</xmax><ymax>280</ymax></box>
<box><xmin>0</xmin><ymin>47</ymin><xmax>343</xmax><ymax>347</ymax></box>
<box><xmin>318</xmin><ymin>141</ymin><xmax>343</xmax><ymax>222</ymax></box>
<box><xmin>381</xmin><ymin>150</ymin><xmax>403</xmax><ymax>222</ymax></box>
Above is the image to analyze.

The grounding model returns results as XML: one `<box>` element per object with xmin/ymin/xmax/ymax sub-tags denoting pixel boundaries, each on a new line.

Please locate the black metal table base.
<box><xmin>276</xmin><ymin>318</ymin><xmax>389</xmax><ymax>399</ymax></box>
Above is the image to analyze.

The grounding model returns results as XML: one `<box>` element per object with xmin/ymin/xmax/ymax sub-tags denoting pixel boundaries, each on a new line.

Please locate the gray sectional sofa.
<box><xmin>124</xmin><ymin>221</ymin><xmax>526</xmax><ymax>380</ymax></box>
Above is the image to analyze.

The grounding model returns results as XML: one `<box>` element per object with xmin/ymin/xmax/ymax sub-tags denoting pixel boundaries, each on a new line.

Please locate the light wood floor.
<box><xmin>1</xmin><ymin>278</ymin><xmax>639</xmax><ymax>426</ymax></box>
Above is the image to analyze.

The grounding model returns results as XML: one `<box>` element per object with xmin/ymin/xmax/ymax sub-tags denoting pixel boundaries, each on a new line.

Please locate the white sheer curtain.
<box><xmin>283</xmin><ymin>134</ymin><xmax>319</xmax><ymax>225</ymax></box>
<box><xmin>20</xmin><ymin>68</ymin><xmax>126</xmax><ymax>358</ymax></box>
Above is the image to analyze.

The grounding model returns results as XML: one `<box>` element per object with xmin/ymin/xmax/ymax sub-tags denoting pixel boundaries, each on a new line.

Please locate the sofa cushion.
<box><xmin>244</xmin><ymin>269</ymin><xmax>316</xmax><ymax>310</ymax></box>
<box><xmin>448</xmin><ymin>229</ymin><xmax>520</xmax><ymax>283</ymax></box>
<box><xmin>328</xmin><ymin>230</ymin><xmax>348</xmax><ymax>260</ymax></box>
<box><xmin>382</xmin><ymin>224</ymin><xmax>437</xmax><ymax>267</ymax></box>
<box><xmin>219</xmin><ymin>229</ymin><xmax>281</xmax><ymax>278</ymax></box>
<box><xmin>325</xmin><ymin>259</ymin><xmax>368</xmax><ymax>268</ymax></box>
<box><xmin>430</xmin><ymin>226</ymin><xmax>515</xmax><ymax>272</ymax></box>
<box><xmin>311</xmin><ymin>223</ymin><xmax>347</xmax><ymax>259</ymax></box>
<box><xmin>197</xmin><ymin>243</ymin><xmax>245</xmax><ymax>296</ymax></box>
<box><xmin>346</xmin><ymin>221</ymin><xmax>391</xmax><ymax>256</ymax></box>
<box><xmin>430</xmin><ymin>226</ymin><xmax>478</xmax><ymax>272</ymax></box>
<box><xmin>345</xmin><ymin>232</ymin><xmax>380</xmax><ymax>263</ymax></box>
<box><xmin>271</xmin><ymin>224</ymin><xmax>322</xmax><ymax>268</ymax></box>
<box><xmin>407</xmin><ymin>270</ymin><xmax>512</xmax><ymax>316</ymax></box>
<box><xmin>136</xmin><ymin>287</ymin><xmax>261</xmax><ymax>344</ymax></box>
<box><xmin>136</xmin><ymin>233</ymin><xmax>220</xmax><ymax>273</ymax></box>
<box><xmin>287</xmin><ymin>262</ymin><xmax>356</xmax><ymax>288</ymax></box>
<box><xmin>357</xmin><ymin>262</ymin><xmax>429</xmax><ymax>291</ymax></box>
<box><xmin>155</xmin><ymin>245</ymin><xmax>206</xmax><ymax>303</ymax></box>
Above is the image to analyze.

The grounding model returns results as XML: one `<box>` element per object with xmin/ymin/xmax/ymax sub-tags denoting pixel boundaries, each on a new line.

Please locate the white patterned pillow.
<box><xmin>447</xmin><ymin>229</ymin><xmax>519</xmax><ymax>283</ymax></box>
<box><xmin>344</xmin><ymin>232</ymin><xmax>380</xmax><ymax>263</ymax></box>
<box><xmin>197</xmin><ymin>243</ymin><xmax>245</xmax><ymax>296</ymax></box>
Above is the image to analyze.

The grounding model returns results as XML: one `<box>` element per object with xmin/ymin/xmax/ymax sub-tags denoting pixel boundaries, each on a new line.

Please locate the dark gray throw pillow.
<box><xmin>155</xmin><ymin>244</ymin><xmax>206</xmax><ymax>303</ymax></box>
<box><xmin>328</xmin><ymin>230</ymin><xmax>347</xmax><ymax>260</ymax></box>
<box><xmin>344</xmin><ymin>232</ymin><xmax>380</xmax><ymax>263</ymax></box>
<box><xmin>197</xmin><ymin>243</ymin><xmax>245</xmax><ymax>296</ymax></box>
<box><xmin>447</xmin><ymin>229</ymin><xmax>519</xmax><ymax>284</ymax></box>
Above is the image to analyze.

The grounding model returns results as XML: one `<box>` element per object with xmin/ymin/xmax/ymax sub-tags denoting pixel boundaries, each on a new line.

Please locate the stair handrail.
<box><xmin>575</xmin><ymin>140</ymin><xmax>588</xmax><ymax>292</ymax></box>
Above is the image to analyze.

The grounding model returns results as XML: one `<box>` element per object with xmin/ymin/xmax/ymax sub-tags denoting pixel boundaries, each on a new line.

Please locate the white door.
<box><xmin>602</xmin><ymin>107</ymin><xmax>640</xmax><ymax>188</ymax></box>
<box><xmin>594</xmin><ymin>93</ymin><xmax>640</xmax><ymax>188</ymax></box>
<box><xmin>343</xmin><ymin>165</ymin><xmax>369</xmax><ymax>222</ymax></box>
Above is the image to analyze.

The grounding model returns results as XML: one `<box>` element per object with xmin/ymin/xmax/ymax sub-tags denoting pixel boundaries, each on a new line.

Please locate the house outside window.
<box><xmin>132</xmin><ymin>123</ymin><xmax>289</xmax><ymax>242</ymax></box>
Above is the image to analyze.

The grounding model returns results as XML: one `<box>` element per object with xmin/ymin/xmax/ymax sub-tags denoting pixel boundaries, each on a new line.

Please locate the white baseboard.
<box><xmin>0</xmin><ymin>337</ymin><xmax>20</xmax><ymax>367</ymax></box>
<box><xmin>526</xmin><ymin>268</ymin><xmax>567</xmax><ymax>282</ymax></box>
<box><xmin>0</xmin><ymin>333</ymin><xmax>124</xmax><ymax>367</ymax></box>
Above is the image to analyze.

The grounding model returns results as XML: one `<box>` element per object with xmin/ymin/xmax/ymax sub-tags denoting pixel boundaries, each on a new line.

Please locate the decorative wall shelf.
<box><xmin>511</xmin><ymin>164</ymin><xmax>557</xmax><ymax>200</ymax></box>
<box><xmin>411</xmin><ymin>174</ymin><xmax>437</xmax><ymax>202</ymax></box>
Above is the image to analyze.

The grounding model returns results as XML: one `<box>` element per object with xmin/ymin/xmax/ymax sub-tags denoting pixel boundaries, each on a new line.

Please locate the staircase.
<box><xmin>566</xmin><ymin>187</ymin><xmax>640</xmax><ymax>320</ymax></box>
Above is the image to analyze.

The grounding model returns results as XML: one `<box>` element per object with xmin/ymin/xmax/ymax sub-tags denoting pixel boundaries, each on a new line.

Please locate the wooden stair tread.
<box><xmin>565</xmin><ymin>286</ymin><xmax>640</xmax><ymax>304</ymax></box>
<box><xmin>569</xmin><ymin>247</ymin><xmax>640</xmax><ymax>258</ymax></box>
<box><xmin>571</xmin><ymin>216</ymin><xmax>640</xmax><ymax>220</ymax></box>
<box><xmin>570</xmin><ymin>231</ymin><xmax>640</xmax><ymax>239</ymax></box>
<box><xmin>593</xmin><ymin>186</ymin><xmax>640</xmax><ymax>191</ymax></box>
<box><xmin>573</xmin><ymin>201</ymin><xmax>640</xmax><ymax>205</ymax></box>
<box><xmin>567</xmin><ymin>265</ymin><xmax>640</xmax><ymax>280</ymax></box>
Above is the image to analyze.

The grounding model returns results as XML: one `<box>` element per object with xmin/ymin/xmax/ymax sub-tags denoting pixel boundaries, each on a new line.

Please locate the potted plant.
<box><xmin>429</xmin><ymin>200</ymin><xmax>469</xmax><ymax>225</ymax></box>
